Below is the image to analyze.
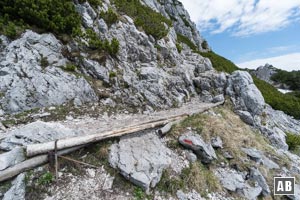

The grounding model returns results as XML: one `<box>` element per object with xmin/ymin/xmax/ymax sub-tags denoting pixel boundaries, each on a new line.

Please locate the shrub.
<box><xmin>177</xmin><ymin>33</ymin><xmax>197</xmax><ymax>51</ymax></box>
<box><xmin>85</xmin><ymin>29</ymin><xmax>119</xmax><ymax>56</ymax></box>
<box><xmin>176</xmin><ymin>43</ymin><xmax>182</xmax><ymax>53</ymax></box>
<box><xmin>0</xmin><ymin>0</ymin><xmax>81</xmax><ymax>35</ymax></box>
<box><xmin>38</xmin><ymin>172</ymin><xmax>53</xmax><ymax>185</ymax></box>
<box><xmin>253</xmin><ymin>76</ymin><xmax>300</xmax><ymax>120</ymax></box>
<box><xmin>64</xmin><ymin>64</ymin><xmax>77</xmax><ymax>72</ymax></box>
<box><xmin>286</xmin><ymin>133</ymin><xmax>300</xmax><ymax>151</ymax></box>
<box><xmin>271</xmin><ymin>69</ymin><xmax>300</xmax><ymax>91</ymax></box>
<box><xmin>201</xmin><ymin>40</ymin><xmax>209</xmax><ymax>50</ymax></box>
<box><xmin>40</xmin><ymin>56</ymin><xmax>49</xmax><ymax>68</ymax></box>
<box><xmin>113</xmin><ymin>0</ymin><xmax>172</xmax><ymax>40</ymax></box>
<box><xmin>3</xmin><ymin>21</ymin><xmax>17</xmax><ymax>39</ymax></box>
<box><xmin>100</xmin><ymin>8</ymin><xmax>118</xmax><ymax>27</ymax></box>
<box><xmin>199</xmin><ymin>51</ymin><xmax>239</xmax><ymax>74</ymax></box>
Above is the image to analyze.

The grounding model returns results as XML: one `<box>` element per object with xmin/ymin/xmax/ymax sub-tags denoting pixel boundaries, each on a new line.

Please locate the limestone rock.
<box><xmin>0</xmin><ymin>121</ymin><xmax>79</xmax><ymax>150</ymax></box>
<box><xmin>179</xmin><ymin>131</ymin><xmax>217</xmax><ymax>163</ymax></box>
<box><xmin>226</xmin><ymin>71</ymin><xmax>265</xmax><ymax>116</ymax></box>
<box><xmin>215</xmin><ymin>168</ymin><xmax>245</xmax><ymax>192</ymax></box>
<box><xmin>251</xmin><ymin>64</ymin><xmax>277</xmax><ymax>85</ymax></box>
<box><xmin>211</xmin><ymin>136</ymin><xmax>223</xmax><ymax>149</ymax></box>
<box><xmin>0</xmin><ymin>30</ymin><xmax>97</xmax><ymax>114</ymax></box>
<box><xmin>249</xmin><ymin>167</ymin><xmax>270</xmax><ymax>196</ymax></box>
<box><xmin>176</xmin><ymin>190</ymin><xmax>205</xmax><ymax>200</ymax></box>
<box><xmin>2</xmin><ymin>173</ymin><xmax>25</xmax><ymax>200</ymax></box>
<box><xmin>109</xmin><ymin>132</ymin><xmax>171</xmax><ymax>193</ymax></box>
<box><xmin>240</xmin><ymin>184</ymin><xmax>262</xmax><ymax>200</ymax></box>
<box><xmin>0</xmin><ymin>147</ymin><xmax>25</xmax><ymax>170</ymax></box>
<box><xmin>241</xmin><ymin>147</ymin><xmax>279</xmax><ymax>169</ymax></box>
<box><xmin>236</xmin><ymin>110</ymin><xmax>254</xmax><ymax>126</ymax></box>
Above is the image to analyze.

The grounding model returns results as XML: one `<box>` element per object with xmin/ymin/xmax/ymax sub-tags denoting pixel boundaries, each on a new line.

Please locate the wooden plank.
<box><xmin>0</xmin><ymin>146</ymin><xmax>84</xmax><ymax>183</ymax></box>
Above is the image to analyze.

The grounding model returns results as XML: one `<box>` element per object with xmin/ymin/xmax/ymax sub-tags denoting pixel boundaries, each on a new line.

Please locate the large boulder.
<box><xmin>251</xmin><ymin>64</ymin><xmax>277</xmax><ymax>84</ymax></box>
<box><xmin>179</xmin><ymin>131</ymin><xmax>217</xmax><ymax>163</ymax></box>
<box><xmin>0</xmin><ymin>121</ymin><xmax>79</xmax><ymax>150</ymax></box>
<box><xmin>0</xmin><ymin>30</ymin><xmax>98</xmax><ymax>114</ymax></box>
<box><xmin>109</xmin><ymin>132</ymin><xmax>171</xmax><ymax>193</ymax></box>
<box><xmin>226</xmin><ymin>71</ymin><xmax>265</xmax><ymax>116</ymax></box>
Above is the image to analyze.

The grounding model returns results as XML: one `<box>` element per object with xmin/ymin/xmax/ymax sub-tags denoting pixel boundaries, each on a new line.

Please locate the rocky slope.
<box><xmin>1</xmin><ymin>0</ymin><xmax>300</xmax><ymax>200</ymax></box>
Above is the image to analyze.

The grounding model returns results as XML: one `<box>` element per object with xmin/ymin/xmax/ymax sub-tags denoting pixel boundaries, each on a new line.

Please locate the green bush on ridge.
<box><xmin>0</xmin><ymin>0</ymin><xmax>81</xmax><ymax>36</ymax></box>
<box><xmin>113</xmin><ymin>0</ymin><xmax>172</xmax><ymax>40</ymax></box>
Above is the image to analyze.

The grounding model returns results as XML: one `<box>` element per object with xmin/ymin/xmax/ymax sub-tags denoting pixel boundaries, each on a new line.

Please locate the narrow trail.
<box><xmin>61</xmin><ymin>99</ymin><xmax>223</xmax><ymax>137</ymax></box>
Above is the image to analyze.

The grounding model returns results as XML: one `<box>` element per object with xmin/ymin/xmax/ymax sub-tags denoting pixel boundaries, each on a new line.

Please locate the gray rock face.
<box><xmin>236</xmin><ymin>110</ymin><xmax>255</xmax><ymax>126</ymax></box>
<box><xmin>0</xmin><ymin>121</ymin><xmax>79</xmax><ymax>150</ymax></box>
<box><xmin>251</xmin><ymin>64</ymin><xmax>277</xmax><ymax>84</ymax></box>
<box><xmin>227</xmin><ymin>71</ymin><xmax>265</xmax><ymax>116</ymax></box>
<box><xmin>2</xmin><ymin>173</ymin><xmax>25</xmax><ymax>200</ymax></box>
<box><xmin>0</xmin><ymin>147</ymin><xmax>25</xmax><ymax>170</ymax></box>
<box><xmin>240</xmin><ymin>184</ymin><xmax>262</xmax><ymax>200</ymax></box>
<box><xmin>241</xmin><ymin>148</ymin><xmax>279</xmax><ymax>169</ymax></box>
<box><xmin>179</xmin><ymin>131</ymin><xmax>217</xmax><ymax>163</ymax></box>
<box><xmin>249</xmin><ymin>167</ymin><xmax>270</xmax><ymax>196</ymax></box>
<box><xmin>215</xmin><ymin>168</ymin><xmax>245</xmax><ymax>192</ymax></box>
<box><xmin>0</xmin><ymin>30</ymin><xmax>98</xmax><ymax>114</ymax></box>
<box><xmin>211</xmin><ymin>136</ymin><xmax>223</xmax><ymax>148</ymax></box>
<box><xmin>109</xmin><ymin>132</ymin><xmax>171</xmax><ymax>192</ymax></box>
<box><xmin>287</xmin><ymin>184</ymin><xmax>300</xmax><ymax>200</ymax></box>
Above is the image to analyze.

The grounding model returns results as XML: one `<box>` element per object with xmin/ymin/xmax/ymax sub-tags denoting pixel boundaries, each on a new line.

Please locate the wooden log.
<box><xmin>26</xmin><ymin>102</ymin><xmax>223</xmax><ymax>157</ymax></box>
<box><xmin>26</xmin><ymin>114</ymin><xmax>188</xmax><ymax>157</ymax></box>
<box><xmin>0</xmin><ymin>146</ymin><xmax>84</xmax><ymax>183</ymax></box>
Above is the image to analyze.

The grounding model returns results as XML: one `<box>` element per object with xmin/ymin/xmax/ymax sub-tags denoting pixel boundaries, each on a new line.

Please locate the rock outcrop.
<box><xmin>226</xmin><ymin>71</ymin><xmax>265</xmax><ymax>116</ymax></box>
<box><xmin>109</xmin><ymin>132</ymin><xmax>171</xmax><ymax>192</ymax></box>
<box><xmin>251</xmin><ymin>64</ymin><xmax>277</xmax><ymax>84</ymax></box>
<box><xmin>0</xmin><ymin>31</ymin><xmax>98</xmax><ymax>115</ymax></box>
<box><xmin>179</xmin><ymin>131</ymin><xmax>217</xmax><ymax>163</ymax></box>
<box><xmin>0</xmin><ymin>121</ymin><xmax>79</xmax><ymax>150</ymax></box>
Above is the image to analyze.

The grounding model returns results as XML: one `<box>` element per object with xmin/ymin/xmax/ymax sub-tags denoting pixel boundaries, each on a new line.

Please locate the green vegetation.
<box><xmin>177</xmin><ymin>33</ymin><xmax>198</xmax><ymax>51</ymax></box>
<box><xmin>201</xmin><ymin>40</ymin><xmax>209</xmax><ymax>50</ymax></box>
<box><xmin>253</xmin><ymin>76</ymin><xmax>300</xmax><ymax>119</ymax></box>
<box><xmin>133</xmin><ymin>187</ymin><xmax>146</xmax><ymax>200</ymax></box>
<box><xmin>40</xmin><ymin>56</ymin><xmax>49</xmax><ymax>68</ymax></box>
<box><xmin>157</xmin><ymin>163</ymin><xmax>221</xmax><ymax>196</ymax></box>
<box><xmin>64</xmin><ymin>63</ymin><xmax>77</xmax><ymax>72</ymax></box>
<box><xmin>286</xmin><ymin>133</ymin><xmax>300</xmax><ymax>151</ymax></box>
<box><xmin>271</xmin><ymin>69</ymin><xmax>300</xmax><ymax>91</ymax></box>
<box><xmin>38</xmin><ymin>172</ymin><xmax>54</xmax><ymax>185</ymax></box>
<box><xmin>85</xmin><ymin>29</ymin><xmax>119</xmax><ymax>56</ymax></box>
<box><xmin>100</xmin><ymin>8</ymin><xmax>118</xmax><ymax>27</ymax></box>
<box><xmin>0</xmin><ymin>0</ymin><xmax>81</xmax><ymax>36</ymax></box>
<box><xmin>109</xmin><ymin>71</ymin><xmax>117</xmax><ymax>79</ymax></box>
<box><xmin>199</xmin><ymin>51</ymin><xmax>239</xmax><ymax>74</ymax></box>
<box><xmin>176</xmin><ymin>43</ymin><xmax>183</xmax><ymax>53</ymax></box>
<box><xmin>113</xmin><ymin>0</ymin><xmax>172</xmax><ymax>40</ymax></box>
<box><xmin>78</xmin><ymin>0</ymin><xmax>102</xmax><ymax>8</ymax></box>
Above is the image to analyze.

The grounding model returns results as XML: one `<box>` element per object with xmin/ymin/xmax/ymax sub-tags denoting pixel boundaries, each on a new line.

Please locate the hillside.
<box><xmin>1</xmin><ymin>0</ymin><xmax>300</xmax><ymax>200</ymax></box>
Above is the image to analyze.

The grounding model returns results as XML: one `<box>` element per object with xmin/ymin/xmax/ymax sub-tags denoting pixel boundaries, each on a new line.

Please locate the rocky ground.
<box><xmin>1</xmin><ymin>0</ymin><xmax>300</xmax><ymax>199</ymax></box>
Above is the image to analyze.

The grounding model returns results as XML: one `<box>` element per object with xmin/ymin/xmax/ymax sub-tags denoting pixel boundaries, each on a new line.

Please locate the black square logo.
<box><xmin>274</xmin><ymin>177</ymin><xmax>295</xmax><ymax>195</ymax></box>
